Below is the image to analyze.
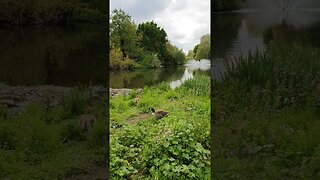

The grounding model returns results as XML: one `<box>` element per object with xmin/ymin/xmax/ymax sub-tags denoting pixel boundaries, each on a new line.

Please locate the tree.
<box><xmin>110</xmin><ymin>9</ymin><xmax>142</xmax><ymax>60</ymax></box>
<box><xmin>195</xmin><ymin>34</ymin><xmax>210</xmax><ymax>60</ymax></box>
<box><xmin>186</xmin><ymin>50</ymin><xmax>195</xmax><ymax>60</ymax></box>
<box><xmin>137</xmin><ymin>21</ymin><xmax>168</xmax><ymax>64</ymax></box>
<box><xmin>165</xmin><ymin>42</ymin><xmax>186</xmax><ymax>65</ymax></box>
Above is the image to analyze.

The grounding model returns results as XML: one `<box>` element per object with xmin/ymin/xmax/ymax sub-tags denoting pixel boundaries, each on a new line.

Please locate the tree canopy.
<box><xmin>109</xmin><ymin>9</ymin><xmax>186</xmax><ymax>69</ymax></box>
<box><xmin>137</xmin><ymin>21</ymin><xmax>168</xmax><ymax>63</ymax></box>
<box><xmin>188</xmin><ymin>34</ymin><xmax>211</xmax><ymax>60</ymax></box>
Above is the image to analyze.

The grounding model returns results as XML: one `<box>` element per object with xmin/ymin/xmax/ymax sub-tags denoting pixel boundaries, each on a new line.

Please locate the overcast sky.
<box><xmin>110</xmin><ymin>0</ymin><xmax>210</xmax><ymax>52</ymax></box>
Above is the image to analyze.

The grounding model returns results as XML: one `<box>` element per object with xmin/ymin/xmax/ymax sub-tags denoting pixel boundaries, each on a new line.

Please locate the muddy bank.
<box><xmin>0</xmin><ymin>83</ymin><xmax>142</xmax><ymax>114</ymax></box>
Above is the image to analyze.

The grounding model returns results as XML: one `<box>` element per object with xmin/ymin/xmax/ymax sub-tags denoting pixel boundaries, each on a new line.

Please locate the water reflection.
<box><xmin>110</xmin><ymin>60</ymin><xmax>211</xmax><ymax>89</ymax></box>
<box><xmin>212</xmin><ymin>10</ymin><xmax>320</xmax><ymax>80</ymax></box>
<box><xmin>0</xmin><ymin>23</ymin><xmax>107</xmax><ymax>87</ymax></box>
<box><xmin>170</xmin><ymin>59</ymin><xmax>211</xmax><ymax>89</ymax></box>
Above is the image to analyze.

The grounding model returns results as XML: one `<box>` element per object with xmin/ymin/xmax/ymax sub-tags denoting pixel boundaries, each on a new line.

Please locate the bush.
<box><xmin>0</xmin><ymin>105</ymin><xmax>8</xmax><ymax>119</ymax></box>
<box><xmin>139</xmin><ymin>52</ymin><xmax>161</xmax><ymax>68</ymax></box>
<box><xmin>180</xmin><ymin>75</ymin><xmax>210</xmax><ymax>96</ymax></box>
<box><xmin>61</xmin><ymin>87</ymin><xmax>93</xmax><ymax>116</ymax></box>
<box><xmin>0</xmin><ymin>125</ymin><xmax>17</xmax><ymax>150</ymax></box>
<box><xmin>60</xmin><ymin>123</ymin><xmax>84</xmax><ymax>143</ymax></box>
<box><xmin>110</xmin><ymin>48</ymin><xmax>139</xmax><ymax>69</ymax></box>
<box><xmin>87</xmin><ymin>118</ymin><xmax>107</xmax><ymax>147</ymax></box>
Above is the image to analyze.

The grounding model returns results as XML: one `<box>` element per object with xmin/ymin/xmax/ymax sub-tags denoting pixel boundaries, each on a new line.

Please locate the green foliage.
<box><xmin>186</xmin><ymin>50</ymin><xmax>195</xmax><ymax>60</ymax></box>
<box><xmin>110</xmin><ymin>75</ymin><xmax>210</xmax><ymax>179</ymax></box>
<box><xmin>61</xmin><ymin>87</ymin><xmax>93</xmax><ymax>116</ymax></box>
<box><xmin>194</xmin><ymin>34</ymin><xmax>210</xmax><ymax>60</ymax></box>
<box><xmin>213</xmin><ymin>44</ymin><xmax>320</xmax><ymax>179</ymax></box>
<box><xmin>0</xmin><ymin>86</ymin><xmax>107</xmax><ymax>179</ymax></box>
<box><xmin>213</xmin><ymin>0</ymin><xmax>246</xmax><ymax>11</ymax></box>
<box><xmin>0</xmin><ymin>0</ymin><xmax>105</xmax><ymax>25</ymax></box>
<box><xmin>110</xmin><ymin>9</ymin><xmax>143</xmax><ymax>61</ymax></box>
<box><xmin>223</xmin><ymin>43</ymin><xmax>320</xmax><ymax>111</ymax></box>
<box><xmin>139</xmin><ymin>51</ymin><xmax>161</xmax><ymax>68</ymax></box>
<box><xmin>60</xmin><ymin>123</ymin><xmax>84</xmax><ymax>143</ymax></box>
<box><xmin>87</xmin><ymin>117</ymin><xmax>107</xmax><ymax>147</ymax></box>
<box><xmin>165</xmin><ymin>42</ymin><xmax>187</xmax><ymax>65</ymax></box>
<box><xmin>181</xmin><ymin>74</ymin><xmax>211</xmax><ymax>96</ymax></box>
<box><xmin>0</xmin><ymin>125</ymin><xmax>17</xmax><ymax>150</ymax></box>
<box><xmin>110</xmin><ymin>9</ymin><xmax>185</xmax><ymax>69</ymax></box>
<box><xmin>137</xmin><ymin>21</ymin><xmax>168</xmax><ymax>64</ymax></box>
<box><xmin>0</xmin><ymin>105</ymin><xmax>8</xmax><ymax>119</ymax></box>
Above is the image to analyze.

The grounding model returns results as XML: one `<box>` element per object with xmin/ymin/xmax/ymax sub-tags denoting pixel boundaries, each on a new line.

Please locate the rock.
<box><xmin>0</xmin><ymin>99</ymin><xmax>17</xmax><ymax>107</ymax></box>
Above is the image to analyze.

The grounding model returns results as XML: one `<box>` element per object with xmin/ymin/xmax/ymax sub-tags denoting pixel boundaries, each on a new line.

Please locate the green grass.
<box><xmin>110</xmin><ymin>75</ymin><xmax>211</xmax><ymax>179</ymax></box>
<box><xmin>213</xmin><ymin>43</ymin><xmax>320</xmax><ymax>179</ymax></box>
<box><xmin>0</xmin><ymin>88</ymin><xmax>107</xmax><ymax>179</ymax></box>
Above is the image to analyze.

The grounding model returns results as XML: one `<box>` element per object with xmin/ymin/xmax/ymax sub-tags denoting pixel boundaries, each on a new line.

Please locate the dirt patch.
<box><xmin>0</xmin><ymin>83</ymin><xmax>143</xmax><ymax>115</ymax></box>
<box><xmin>125</xmin><ymin>113</ymin><xmax>152</xmax><ymax>125</ymax></box>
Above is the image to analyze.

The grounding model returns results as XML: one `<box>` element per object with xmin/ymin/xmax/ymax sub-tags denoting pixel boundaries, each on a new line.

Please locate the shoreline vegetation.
<box><xmin>0</xmin><ymin>86</ymin><xmax>108</xmax><ymax>179</ymax></box>
<box><xmin>110</xmin><ymin>9</ymin><xmax>210</xmax><ymax>70</ymax></box>
<box><xmin>0</xmin><ymin>0</ymin><xmax>107</xmax><ymax>26</ymax></box>
<box><xmin>213</xmin><ymin>0</ymin><xmax>246</xmax><ymax>12</ymax></box>
<box><xmin>110</xmin><ymin>74</ymin><xmax>211</xmax><ymax>179</ymax></box>
<box><xmin>213</xmin><ymin>42</ymin><xmax>320</xmax><ymax>178</ymax></box>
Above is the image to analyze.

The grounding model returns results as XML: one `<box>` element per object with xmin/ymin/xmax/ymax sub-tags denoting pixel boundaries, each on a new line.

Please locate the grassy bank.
<box><xmin>110</xmin><ymin>75</ymin><xmax>211</xmax><ymax>179</ymax></box>
<box><xmin>0</xmin><ymin>87</ymin><xmax>107</xmax><ymax>179</ymax></box>
<box><xmin>213</xmin><ymin>43</ymin><xmax>320</xmax><ymax>178</ymax></box>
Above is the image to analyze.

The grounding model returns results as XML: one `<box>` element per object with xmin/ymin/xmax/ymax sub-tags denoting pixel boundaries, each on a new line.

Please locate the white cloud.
<box><xmin>110</xmin><ymin>0</ymin><xmax>210</xmax><ymax>51</ymax></box>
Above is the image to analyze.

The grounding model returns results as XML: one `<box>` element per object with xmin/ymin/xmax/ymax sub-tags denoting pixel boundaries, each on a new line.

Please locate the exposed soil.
<box><xmin>0</xmin><ymin>83</ymin><xmax>142</xmax><ymax>115</ymax></box>
<box><xmin>125</xmin><ymin>113</ymin><xmax>152</xmax><ymax>125</ymax></box>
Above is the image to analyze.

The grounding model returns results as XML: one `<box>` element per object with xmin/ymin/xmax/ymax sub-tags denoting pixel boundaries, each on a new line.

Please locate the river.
<box><xmin>212</xmin><ymin>9</ymin><xmax>320</xmax><ymax>79</ymax></box>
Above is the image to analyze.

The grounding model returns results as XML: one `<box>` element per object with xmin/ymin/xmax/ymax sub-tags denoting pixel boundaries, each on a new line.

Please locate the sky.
<box><xmin>110</xmin><ymin>0</ymin><xmax>210</xmax><ymax>53</ymax></box>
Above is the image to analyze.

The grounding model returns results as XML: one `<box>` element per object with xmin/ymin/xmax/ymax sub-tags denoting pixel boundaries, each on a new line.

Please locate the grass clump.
<box><xmin>213</xmin><ymin>43</ymin><xmax>320</xmax><ymax>179</ymax></box>
<box><xmin>0</xmin><ymin>86</ymin><xmax>107</xmax><ymax>179</ymax></box>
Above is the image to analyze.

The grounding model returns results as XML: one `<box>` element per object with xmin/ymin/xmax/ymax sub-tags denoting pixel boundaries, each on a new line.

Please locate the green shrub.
<box><xmin>60</xmin><ymin>123</ymin><xmax>84</xmax><ymax>143</ymax></box>
<box><xmin>0</xmin><ymin>105</ymin><xmax>8</xmax><ymax>119</ymax></box>
<box><xmin>110</xmin><ymin>48</ymin><xmax>139</xmax><ymax>70</ymax></box>
<box><xmin>181</xmin><ymin>75</ymin><xmax>210</xmax><ymax>96</ymax></box>
<box><xmin>0</xmin><ymin>125</ymin><xmax>17</xmax><ymax>150</ymax></box>
<box><xmin>87</xmin><ymin>118</ymin><xmax>107</xmax><ymax>147</ymax></box>
<box><xmin>139</xmin><ymin>52</ymin><xmax>161</xmax><ymax>68</ymax></box>
<box><xmin>61</xmin><ymin>87</ymin><xmax>93</xmax><ymax>116</ymax></box>
<box><xmin>143</xmin><ymin>125</ymin><xmax>210</xmax><ymax>179</ymax></box>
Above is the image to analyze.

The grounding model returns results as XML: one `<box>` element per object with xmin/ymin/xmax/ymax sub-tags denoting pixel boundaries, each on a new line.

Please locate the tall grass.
<box><xmin>221</xmin><ymin>43</ymin><xmax>320</xmax><ymax>111</ymax></box>
<box><xmin>213</xmin><ymin>43</ymin><xmax>320</xmax><ymax>179</ymax></box>
<box><xmin>0</xmin><ymin>86</ymin><xmax>107</xmax><ymax>179</ymax></box>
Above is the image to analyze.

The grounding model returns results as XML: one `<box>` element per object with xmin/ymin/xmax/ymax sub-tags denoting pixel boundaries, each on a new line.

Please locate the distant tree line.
<box><xmin>110</xmin><ymin>9</ymin><xmax>186</xmax><ymax>70</ymax></box>
<box><xmin>213</xmin><ymin>0</ymin><xmax>246</xmax><ymax>11</ymax></box>
<box><xmin>186</xmin><ymin>34</ymin><xmax>210</xmax><ymax>60</ymax></box>
<box><xmin>0</xmin><ymin>0</ymin><xmax>107</xmax><ymax>26</ymax></box>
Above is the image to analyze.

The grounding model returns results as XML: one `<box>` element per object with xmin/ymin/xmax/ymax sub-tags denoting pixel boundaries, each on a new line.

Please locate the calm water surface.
<box><xmin>212</xmin><ymin>9</ymin><xmax>320</xmax><ymax>79</ymax></box>
<box><xmin>110</xmin><ymin>63</ymin><xmax>210</xmax><ymax>89</ymax></box>
<box><xmin>0</xmin><ymin>23</ymin><xmax>107</xmax><ymax>87</ymax></box>
<box><xmin>0</xmin><ymin>23</ymin><xmax>210</xmax><ymax>88</ymax></box>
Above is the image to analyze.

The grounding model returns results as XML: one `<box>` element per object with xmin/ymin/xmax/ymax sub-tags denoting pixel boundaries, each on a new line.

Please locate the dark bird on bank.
<box><xmin>149</xmin><ymin>107</ymin><xmax>168</xmax><ymax>119</ymax></box>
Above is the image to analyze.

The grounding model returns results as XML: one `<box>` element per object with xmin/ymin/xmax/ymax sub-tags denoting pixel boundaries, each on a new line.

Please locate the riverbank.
<box><xmin>0</xmin><ymin>83</ymin><xmax>143</xmax><ymax>114</ymax></box>
<box><xmin>0</xmin><ymin>83</ymin><xmax>110</xmax><ymax>179</ymax></box>
<box><xmin>0</xmin><ymin>84</ymin><xmax>143</xmax><ymax>179</ymax></box>
<box><xmin>110</xmin><ymin>75</ymin><xmax>211</xmax><ymax>179</ymax></box>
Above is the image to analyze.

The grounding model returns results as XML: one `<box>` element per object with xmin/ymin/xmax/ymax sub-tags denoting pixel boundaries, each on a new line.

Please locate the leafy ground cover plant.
<box><xmin>110</xmin><ymin>75</ymin><xmax>211</xmax><ymax>179</ymax></box>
